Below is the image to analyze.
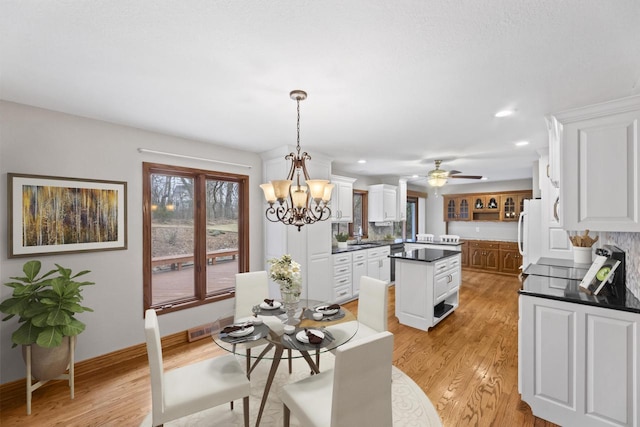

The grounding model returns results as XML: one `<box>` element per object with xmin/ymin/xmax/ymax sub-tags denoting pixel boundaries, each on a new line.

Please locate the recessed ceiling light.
<box><xmin>357</xmin><ymin>159</ymin><xmax>366</xmax><ymax>164</ymax></box>
<box><xmin>494</xmin><ymin>110</ymin><xmax>515</xmax><ymax>118</ymax></box>
<box><xmin>515</xmin><ymin>141</ymin><xmax>529</xmax><ymax>146</ymax></box>
<box><xmin>481</xmin><ymin>177</ymin><xmax>488</xmax><ymax>180</ymax></box>
<box><xmin>411</xmin><ymin>174</ymin><xmax>419</xmax><ymax>178</ymax></box>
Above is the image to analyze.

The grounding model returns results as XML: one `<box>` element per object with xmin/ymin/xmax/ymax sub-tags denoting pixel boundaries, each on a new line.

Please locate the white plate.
<box><xmin>296</xmin><ymin>329</ymin><xmax>325</xmax><ymax>344</ymax></box>
<box><xmin>315</xmin><ymin>305</ymin><xmax>339</xmax><ymax>316</ymax></box>
<box><xmin>260</xmin><ymin>301</ymin><xmax>282</xmax><ymax>310</ymax></box>
<box><xmin>228</xmin><ymin>325</ymin><xmax>254</xmax><ymax>337</ymax></box>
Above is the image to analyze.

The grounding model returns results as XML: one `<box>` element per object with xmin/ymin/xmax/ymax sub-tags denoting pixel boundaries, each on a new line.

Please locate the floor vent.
<box><xmin>187</xmin><ymin>323</ymin><xmax>213</xmax><ymax>342</ymax></box>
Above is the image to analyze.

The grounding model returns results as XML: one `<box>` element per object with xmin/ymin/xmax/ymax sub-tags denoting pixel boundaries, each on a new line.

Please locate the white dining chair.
<box><xmin>327</xmin><ymin>275</ymin><xmax>389</xmax><ymax>345</ymax></box>
<box><xmin>144</xmin><ymin>309</ymin><xmax>251</xmax><ymax>427</ymax></box>
<box><xmin>234</xmin><ymin>271</ymin><xmax>292</xmax><ymax>376</ymax></box>
<box><xmin>281</xmin><ymin>331</ymin><xmax>394</xmax><ymax>427</ymax></box>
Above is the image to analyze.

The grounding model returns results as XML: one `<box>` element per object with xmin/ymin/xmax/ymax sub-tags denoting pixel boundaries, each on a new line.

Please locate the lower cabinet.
<box><xmin>332</xmin><ymin>252</ymin><xmax>352</xmax><ymax>302</ymax></box>
<box><xmin>367</xmin><ymin>246</ymin><xmax>391</xmax><ymax>283</ymax></box>
<box><xmin>499</xmin><ymin>242</ymin><xmax>522</xmax><ymax>275</ymax></box>
<box><xmin>469</xmin><ymin>241</ymin><xmax>499</xmax><ymax>272</ymax></box>
<box><xmin>519</xmin><ymin>295</ymin><xmax>640</xmax><ymax>427</ymax></box>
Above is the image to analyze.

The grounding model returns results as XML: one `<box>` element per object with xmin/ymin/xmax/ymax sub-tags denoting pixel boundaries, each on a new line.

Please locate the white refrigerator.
<box><xmin>518</xmin><ymin>199</ymin><xmax>542</xmax><ymax>269</ymax></box>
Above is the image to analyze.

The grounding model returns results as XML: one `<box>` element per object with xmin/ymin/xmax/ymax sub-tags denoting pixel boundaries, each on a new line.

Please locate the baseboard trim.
<box><xmin>0</xmin><ymin>330</ymin><xmax>188</xmax><ymax>405</ymax></box>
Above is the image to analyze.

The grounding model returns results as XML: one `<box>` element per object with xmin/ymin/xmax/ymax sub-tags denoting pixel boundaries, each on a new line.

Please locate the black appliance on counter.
<box><xmin>389</xmin><ymin>242</ymin><xmax>405</xmax><ymax>282</ymax></box>
<box><xmin>593</xmin><ymin>244</ymin><xmax>626</xmax><ymax>301</ymax></box>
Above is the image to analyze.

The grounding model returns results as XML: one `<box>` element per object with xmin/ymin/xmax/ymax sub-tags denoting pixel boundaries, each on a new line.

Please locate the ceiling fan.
<box><xmin>423</xmin><ymin>160</ymin><xmax>484</xmax><ymax>187</ymax></box>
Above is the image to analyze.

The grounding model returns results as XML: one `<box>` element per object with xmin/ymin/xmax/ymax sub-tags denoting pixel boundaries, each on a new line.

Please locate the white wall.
<box><xmin>0</xmin><ymin>101</ymin><xmax>265</xmax><ymax>384</ymax></box>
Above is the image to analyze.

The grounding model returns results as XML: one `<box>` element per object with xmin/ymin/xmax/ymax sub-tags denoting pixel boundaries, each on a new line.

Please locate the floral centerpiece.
<box><xmin>268</xmin><ymin>254</ymin><xmax>302</xmax><ymax>302</ymax></box>
<box><xmin>268</xmin><ymin>254</ymin><xmax>302</xmax><ymax>325</ymax></box>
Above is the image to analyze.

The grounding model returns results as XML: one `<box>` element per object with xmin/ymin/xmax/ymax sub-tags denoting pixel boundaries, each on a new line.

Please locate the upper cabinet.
<box><xmin>397</xmin><ymin>179</ymin><xmax>407</xmax><ymax>222</ymax></box>
<box><xmin>330</xmin><ymin>175</ymin><xmax>356</xmax><ymax>223</ymax></box>
<box><xmin>368</xmin><ymin>184</ymin><xmax>397</xmax><ymax>222</ymax></box>
<box><xmin>443</xmin><ymin>191</ymin><xmax>531</xmax><ymax>222</ymax></box>
<box><xmin>552</xmin><ymin>95</ymin><xmax>640</xmax><ymax>231</ymax></box>
<box><xmin>545</xmin><ymin>115</ymin><xmax>562</xmax><ymax>189</ymax></box>
<box><xmin>444</xmin><ymin>196</ymin><xmax>471</xmax><ymax>221</ymax></box>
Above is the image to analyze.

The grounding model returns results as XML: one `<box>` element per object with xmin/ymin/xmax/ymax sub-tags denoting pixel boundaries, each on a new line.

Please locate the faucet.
<box><xmin>356</xmin><ymin>226</ymin><xmax>363</xmax><ymax>244</ymax></box>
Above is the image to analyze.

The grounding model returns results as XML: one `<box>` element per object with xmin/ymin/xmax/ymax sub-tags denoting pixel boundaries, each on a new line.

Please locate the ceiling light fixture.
<box><xmin>515</xmin><ymin>140</ymin><xmax>529</xmax><ymax>146</ymax></box>
<box><xmin>358</xmin><ymin>159</ymin><xmax>367</xmax><ymax>164</ymax></box>
<box><xmin>494</xmin><ymin>109</ymin><xmax>515</xmax><ymax>118</ymax></box>
<box><xmin>260</xmin><ymin>90</ymin><xmax>333</xmax><ymax>231</ymax></box>
<box><xmin>427</xmin><ymin>160</ymin><xmax>448</xmax><ymax>187</ymax></box>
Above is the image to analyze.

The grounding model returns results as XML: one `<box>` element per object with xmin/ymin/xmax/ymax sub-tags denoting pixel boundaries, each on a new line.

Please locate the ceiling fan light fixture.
<box><xmin>428</xmin><ymin>175</ymin><xmax>448</xmax><ymax>187</ymax></box>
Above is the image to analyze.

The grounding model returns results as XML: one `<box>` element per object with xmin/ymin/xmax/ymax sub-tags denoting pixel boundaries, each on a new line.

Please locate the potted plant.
<box><xmin>0</xmin><ymin>260</ymin><xmax>94</xmax><ymax>380</ymax></box>
<box><xmin>335</xmin><ymin>232</ymin><xmax>349</xmax><ymax>249</ymax></box>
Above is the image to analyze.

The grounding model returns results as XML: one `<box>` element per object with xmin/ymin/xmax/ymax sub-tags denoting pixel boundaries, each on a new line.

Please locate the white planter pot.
<box><xmin>337</xmin><ymin>241</ymin><xmax>348</xmax><ymax>249</ymax></box>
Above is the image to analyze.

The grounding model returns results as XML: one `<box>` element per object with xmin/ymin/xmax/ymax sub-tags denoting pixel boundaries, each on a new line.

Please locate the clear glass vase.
<box><xmin>280</xmin><ymin>287</ymin><xmax>301</xmax><ymax>325</ymax></box>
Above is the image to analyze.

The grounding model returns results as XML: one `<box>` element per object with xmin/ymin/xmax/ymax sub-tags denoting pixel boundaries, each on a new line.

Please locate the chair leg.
<box><xmin>288</xmin><ymin>348</ymin><xmax>293</xmax><ymax>374</ymax></box>
<box><xmin>243</xmin><ymin>396</ymin><xmax>250</xmax><ymax>427</ymax></box>
<box><xmin>246</xmin><ymin>348</ymin><xmax>252</xmax><ymax>379</ymax></box>
<box><xmin>230</xmin><ymin>400</ymin><xmax>234</xmax><ymax>410</ymax></box>
<box><xmin>283</xmin><ymin>403</ymin><xmax>291</xmax><ymax>427</ymax></box>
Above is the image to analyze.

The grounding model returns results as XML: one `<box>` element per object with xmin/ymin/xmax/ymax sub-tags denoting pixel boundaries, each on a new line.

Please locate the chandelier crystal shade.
<box><xmin>260</xmin><ymin>90</ymin><xmax>333</xmax><ymax>231</ymax></box>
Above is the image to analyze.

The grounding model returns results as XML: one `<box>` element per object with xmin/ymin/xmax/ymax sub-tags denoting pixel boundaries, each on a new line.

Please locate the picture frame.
<box><xmin>8</xmin><ymin>173</ymin><xmax>127</xmax><ymax>257</ymax></box>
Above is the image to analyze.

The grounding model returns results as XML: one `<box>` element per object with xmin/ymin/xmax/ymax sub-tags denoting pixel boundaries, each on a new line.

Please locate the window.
<box><xmin>406</xmin><ymin>195</ymin><xmax>418</xmax><ymax>240</ymax></box>
<box><xmin>348</xmin><ymin>189</ymin><xmax>368</xmax><ymax>238</ymax></box>
<box><xmin>143</xmin><ymin>163</ymin><xmax>249</xmax><ymax>313</ymax></box>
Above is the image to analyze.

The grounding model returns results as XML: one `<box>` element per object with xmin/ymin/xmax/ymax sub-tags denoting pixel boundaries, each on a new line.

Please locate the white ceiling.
<box><xmin>2</xmin><ymin>1</ymin><xmax>640</xmax><ymax>186</ymax></box>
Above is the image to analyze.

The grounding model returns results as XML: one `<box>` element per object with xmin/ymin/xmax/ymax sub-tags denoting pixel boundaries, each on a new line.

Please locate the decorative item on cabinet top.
<box><xmin>443</xmin><ymin>190</ymin><xmax>532</xmax><ymax>222</ymax></box>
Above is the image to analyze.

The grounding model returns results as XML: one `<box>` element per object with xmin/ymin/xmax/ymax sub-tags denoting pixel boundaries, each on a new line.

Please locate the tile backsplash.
<box><xmin>603</xmin><ymin>232</ymin><xmax>640</xmax><ymax>300</ymax></box>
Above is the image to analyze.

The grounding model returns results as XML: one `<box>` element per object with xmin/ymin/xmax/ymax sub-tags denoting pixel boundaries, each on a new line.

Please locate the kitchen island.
<box><xmin>391</xmin><ymin>248</ymin><xmax>461</xmax><ymax>331</ymax></box>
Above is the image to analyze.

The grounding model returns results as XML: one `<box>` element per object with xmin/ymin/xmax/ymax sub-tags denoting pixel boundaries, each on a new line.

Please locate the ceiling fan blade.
<box><xmin>449</xmin><ymin>175</ymin><xmax>483</xmax><ymax>179</ymax></box>
<box><xmin>448</xmin><ymin>170</ymin><xmax>462</xmax><ymax>175</ymax></box>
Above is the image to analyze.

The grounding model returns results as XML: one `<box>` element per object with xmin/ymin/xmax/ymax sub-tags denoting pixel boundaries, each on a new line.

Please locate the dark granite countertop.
<box><xmin>520</xmin><ymin>274</ymin><xmax>640</xmax><ymax>314</ymax></box>
<box><xmin>389</xmin><ymin>248</ymin><xmax>461</xmax><ymax>263</ymax></box>
<box><xmin>331</xmin><ymin>238</ymin><xmax>463</xmax><ymax>254</ymax></box>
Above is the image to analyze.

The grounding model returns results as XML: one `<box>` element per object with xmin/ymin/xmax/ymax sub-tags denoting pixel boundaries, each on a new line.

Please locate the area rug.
<box><xmin>140</xmin><ymin>350</ymin><xmax>442</xmax><ymax>426</ymax></box>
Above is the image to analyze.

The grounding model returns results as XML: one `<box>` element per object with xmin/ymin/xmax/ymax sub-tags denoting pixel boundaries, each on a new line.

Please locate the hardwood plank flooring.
<box><xmin>0</xmin><ymin>270</ymin><xmax>558</xmax><ymax>426</ymax></box>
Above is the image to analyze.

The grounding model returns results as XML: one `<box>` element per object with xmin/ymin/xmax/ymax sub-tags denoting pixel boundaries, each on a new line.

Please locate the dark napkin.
<box><xmin>305</xmin><ymin>328</ymin><xmax>323</xmax><ymax>345</ymax></box>
<box><xmin>221</xmin><ymin>325</ymin><xmax>244</xmax><ymax>334</ymax></box>
<box><xmin>263</xmin><ymin>298</ymin><xmax>275</xmax><ymax>306</ymax></box>
<box><xmin>319</xmin><ymin>303</ymin><xmax>340</xmax><ymax>311</ymax></box>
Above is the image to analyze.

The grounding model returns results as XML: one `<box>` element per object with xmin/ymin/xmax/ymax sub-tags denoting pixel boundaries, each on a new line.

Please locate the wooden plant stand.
<box><xmin>25</xmin><ymin>335</ymin><xmax>75</xmax><ymax>415</ymax></box>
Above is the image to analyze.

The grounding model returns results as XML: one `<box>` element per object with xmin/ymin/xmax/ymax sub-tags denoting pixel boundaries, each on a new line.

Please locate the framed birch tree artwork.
<box><xmin>8</xmin><ymin>173</ymin><xmax>127</xmax><ymax>257</ymax></box>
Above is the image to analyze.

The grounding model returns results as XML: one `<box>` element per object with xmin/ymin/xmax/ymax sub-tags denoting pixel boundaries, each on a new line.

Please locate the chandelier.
<box><xmin>260</xmin><ymin>90</ymin><xmax>334</xmax><ymax>231</ymax></box>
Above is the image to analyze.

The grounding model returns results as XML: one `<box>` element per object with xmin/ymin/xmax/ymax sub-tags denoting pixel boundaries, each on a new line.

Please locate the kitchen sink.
<box><xmin>348</xmin><ymin>243</ymin><xmax>380</xmax><ymax>249</ymax></box>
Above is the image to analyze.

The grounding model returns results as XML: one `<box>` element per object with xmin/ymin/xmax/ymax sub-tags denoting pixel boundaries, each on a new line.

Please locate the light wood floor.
<box><xmin>0</xmin><ymin>270</ymin><xmax>557</xmax><ymax>427</ymax></box>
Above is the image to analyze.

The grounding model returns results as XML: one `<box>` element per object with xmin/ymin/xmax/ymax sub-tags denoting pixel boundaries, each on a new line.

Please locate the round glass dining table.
<box><xmin>211</xmin><ymin>299</ymin><xmax>359</xmax><ymax>427</ymax></box>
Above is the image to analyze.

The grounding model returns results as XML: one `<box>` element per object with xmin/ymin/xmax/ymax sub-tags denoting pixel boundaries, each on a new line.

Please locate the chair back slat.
<box><xmin>331</xmin><ymin>331</ymin><xmax>394</xmax><ymax>427</ymax></box>
<box><xmin>234</xmin><ymin>271</ymin><xmax>269</xmax><ymax>320</ymax></box>
<box><xmin>357</xmin><ymin>276</ymin><xmax>389</xmax><ymax>332</ymax></box>
<box><xmin>144</xmin><ymin>309</ymin><xmax>165</xmax><ymax>420</ymax></box>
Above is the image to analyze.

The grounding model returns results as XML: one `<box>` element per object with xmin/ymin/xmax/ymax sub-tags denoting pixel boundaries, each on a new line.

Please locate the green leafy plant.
<box><xmin>0</xmin><ymin>260</ymin><xmax>94</xmax><ymax>348</ymax></box>
<box><xmin>335</xmin><ymin>232</ymin><xmax>349</xmax><ymax>242</ymax></box>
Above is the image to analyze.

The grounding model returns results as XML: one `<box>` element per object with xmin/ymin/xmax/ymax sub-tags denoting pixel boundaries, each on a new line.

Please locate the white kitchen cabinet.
<box><xmin>368</xmin><ymin>184</ymin><xmax>397</xmax><ymax>222</ymax></box>
<box><xmin>366</xmin><ymin>245</ymin><xmax>391</xmax><ymax>283</ymax></box>
<box><xmin>397</xmin><ymin>179</ymin><xmax>407</xmax><ymax>221</ymax></box>
<box><xmin>553</xmin><ymin>95</ymin><xmax>640</xmax><ymax>232</ymax></box>
<box><xmin>544</xmin><ymin>115</ymin><xmax>562</xmax><ymax>189</ymax></box>
<box><xmin>395</xmin><ymin>253</ymin><xmax>461</xmax><ymax>331</ymax></box>
<box><xmin>332</xmin><ymin>252</ymin><xmax>353</xmax><ymax>303</ymax></box>
<box><xmin>351</xmin><ymin>250</ymin><xmax>368</xmax><ymax>295</ymax></box>
<box><xmin>520</xmin><ymin>294</ymin><xmax>640</xmax><ymax>427</ymax></box>
<box><xmin>330</xmin><ymin>175</ymin><xmax>356</xmax><ymax>222</ymax></box>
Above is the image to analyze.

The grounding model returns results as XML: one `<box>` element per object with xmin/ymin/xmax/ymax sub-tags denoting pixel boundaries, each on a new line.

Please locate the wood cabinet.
<box><xmin>460</xmin><ymin>241</ymin><xmax>469</xmax><ymax>268</ymax></box>
<box><xmin>444</xmin><ymin>196</ymin><xmax>471</xmax><ymax>221</ymax></box>
<box><xmin>444</xmin><ymin>191</ymin><xmax>530</xmax><ymax>222</ymax></box>
<box><xmin>554</xmin><ymin>95</ymin><xmax>640</xmax><ymax>231</ymax></box>
<box><xmin>468</xmin><ymin>241</ymin><xmax>499</xmax><ymax>272</ymax></box>
<box><xmin>330</xmin><ymin>175</ymin><xmax>356</xmax><ymax>223</ymax></box>
<box><xmin>520</xmin><ymin>294</ymin><xmax>640</xmax><ymax>426</ymax></box>
<box><xmin>499</xmin><ymin>242</ymin><xmax>521</xmax><ymax>274</ymax></box>
<box><xmin>368</xmin><ymin>184</ymin><xmax>397</xmax><ymax>222</ymax></box>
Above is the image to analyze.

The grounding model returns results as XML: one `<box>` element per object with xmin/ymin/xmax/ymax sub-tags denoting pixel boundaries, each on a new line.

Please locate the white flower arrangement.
<box><xmin>268</xmin><ymin>254</ymin><xmax>302</xmax><ymax>297</ymax></box>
